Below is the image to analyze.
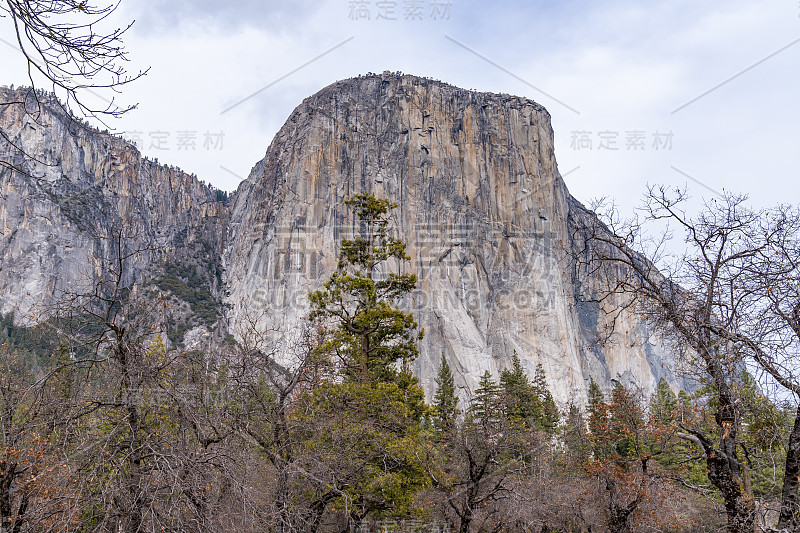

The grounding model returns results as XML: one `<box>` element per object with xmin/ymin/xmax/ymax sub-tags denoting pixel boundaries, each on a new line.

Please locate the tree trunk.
<box><xmin>458</xmin><ymin>507</ymin><xmax>473</xmax><ymax>533</ymax></box>
<box><xmin>307</xmin><ymin>490</ymin><xmax>336</xmax><ymax>533</ymax></box>
<box><xmin>452</xmin><ymin>481</ymin><xmax>476</xmax><ymax>533</ymax></box>
<box><xmin>0</xmin><ymin>462</ymin><xmax>16</xmax><ymax>528</ymax></box>
<box><xmin>605</xmin><ymin>476</ymin><xmax>634</xmax><ymax>533</ymax></box>
<box><xmin>778</xmin><ymin>405</ymin><xmax>800</xmax><ymax>531</ymax></box>
<box><xmin>125</xmin><ymin>395</ymin><xmax>144</xmax><ymax>533</ymax></box>
<box><xmin>119</xmin><ymin>341</ymin><xmax>144</xmax><ymax>533</ymax></box>
<box><xmin>12</xmin><ymin>495</ymin><xmax>28</xmax><ymax>533</ymax></box>
<box><xmin>705</xmin><ymin>444</ymin><xmax>755</xmax><ymax>533</ymax></box>
<box><xmin>708</xmin><ymin>357</ymin><xmax>756</xmax><ymax>533</ymax></box>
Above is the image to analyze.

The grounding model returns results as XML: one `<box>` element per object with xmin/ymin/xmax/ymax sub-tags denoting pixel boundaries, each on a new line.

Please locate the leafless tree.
<box><xmin>702</xmin><ymin>200</ymin><xmax>800</xmax><ymax>531</ymax></box>
<box><xmin>0</xmin><ymin>343</ymin><xmax>61</xmax><ymax>531</ymax></box>
<box><xmin>28</xmin><ymin>224</ymin><xmax>248</xmax><ymax>532</ymax></box>
<box><xmin>0</xmin><ymin>0</ymin><xmax>147</xmax><ymax>174</ymax></box>
<box><xmin>426</xmin><ymin>409</ymin><xmax>529</xmax><ymax>533</ymax></box>
<box><xmin>226</xmin><ymin>309</ymin><xmax>341</xmax><ymax>533</ymax></box>
<box><xmin>1</xmin><ymin>0</ymin><xmax>146</xmax><ymax>117</ymax></box>
<box><xmin>575</xmin><ymin>186</ymin><xmax>800</xmax><ymax>533</ymax></box>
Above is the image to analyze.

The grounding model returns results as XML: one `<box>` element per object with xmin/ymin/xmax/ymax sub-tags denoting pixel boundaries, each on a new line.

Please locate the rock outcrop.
<box><xmin>222</xmin><ymin>73</ymin><xmax>687</xmax><ymax>404</ymax></box>
<box><xmin>0</xmin><ymin>87</ymin><xmax>229</xmax><ymax>332</ymax></box>
<box><xmin>0</xmin><ymin>76</ymin><xmax>688</xmax><ymax>404</ymax></box>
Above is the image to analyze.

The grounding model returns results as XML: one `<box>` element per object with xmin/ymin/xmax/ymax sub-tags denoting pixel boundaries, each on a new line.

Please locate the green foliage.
<box><xmin>153</xmin><ymin>263</ymin><xmax>220</xmax><ymax>326</ymax></box>
<box><xmin>676</xmin><ymin>389</ymin><xmax>695</xmax><ymax>426</ymax></box>
<box><xmin>738</xmin><ymin>370</ymin><xmax>791</xmax><ymax>499</ymax></box>
<box><xmin>303</xmin><ymin>193</ymin><xmax>432</xmax><ymax>522</ymax></box>
<box><xmin>648</xmin><ymin>379</ymin><xmax>685</xmax><ymax>469</ymax></box>
<box><xmin>433</xmin><ymin>353</ymin><xmax>459</xmax><ymax>437</ymax></box>
<box><xmin>650</xmin><ymin>378</ymin><xmax>677</xmax><ymax>424</ymax></box>
<box><xmin>672</xmin><ymin>372</ymin><xmax>794</xmax><ymax>498</ymax></box>
<box><xmin>309</xmin><ymin>193</ymin><xmax>423</xmax><ymax>383</ymax></box>
<box><xmin>164</xmin><ymin>318</ymin><xmax>191</xmax><ymax>347</ymax></box>
<box><xmin>304</xmin><ymin>374</ymin><xmax>431</xmax><ymax>520</ymax></box>
<box><xmin>152</xmin><ymin>260</ymin><xmax>223</xmax><ymax>346</ymax></box>
<box><xmin>533</xmin><ymin>363</ymin><xmax>560</xmax><ymax>431</ymax></box>
<box><xmin>49</xmin><ymin>338</ymin><xmax>74</xmax><ymax>402</ymax></box>
<box><xmin>500</xmin><ymin>352</ymin><xmax>539</xmax><ymax>425</ymax></box>
<box><xmin>608</xmin><ymin>382</ymin><xmax>645</xmax><ymax>461</ymax></box>
<box><xmin>560</xmin><ymin>402</ymin><xmax>590</xmax><ymax>468</ymax></box>
<box><xmin>0</xmin><ymin>312</ymin><xmax>60</xmax><ymax>370</ymax></box>
<box><xmin>587</xmin><ymin>381</ymin><xmax>657</xmax><ymax>467</ymax></box>
<box><xmin>3</xmin><ymin>292</ymin><xmax>736</xmax><ymax>531</ymax></box>
<box><xmin>470</xmin><ymin>370</ymin><xmax>503</xmax><ymax>427</ymax></box>
<box><xmin>498</xmin><ymin>355</ymin><xmax>560</xmax><ymax>432</ymax></box>
<box><xmin>587</xmin><ymin>377</ymin><xmax>608</xmax><ymax>441</ymax></box>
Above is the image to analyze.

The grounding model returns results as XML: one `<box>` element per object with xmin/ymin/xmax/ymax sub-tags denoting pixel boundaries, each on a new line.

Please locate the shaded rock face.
<box><xmin>223</xmin><ymin>74</ymin><xmax>687</xmax><ymax>405</ymax></box>
<box><xmin>0</xmin><ymin>88</ymin><xmax>228</xmax><ymax>324</ymax></box>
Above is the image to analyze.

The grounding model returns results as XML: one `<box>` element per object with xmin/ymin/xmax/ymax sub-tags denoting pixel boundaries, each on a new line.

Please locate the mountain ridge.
<box><xmin>0</xmin><ymin>76</ymin><xmax>688</xmax><ymax>403</ymax></box>
<box><xmin>221</xmin><ymin>73</ymin><xmax>688</xmax><ymax>404</ymax></box>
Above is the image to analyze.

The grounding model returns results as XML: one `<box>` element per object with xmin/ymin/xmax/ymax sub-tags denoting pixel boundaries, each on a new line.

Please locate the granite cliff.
<box><xmin>0</xmin><ymin>87</ymin><xmax>229</xmax><ymax>346</ymax></box>
<box><xmin>223</xmin><ymin>73</ymin><xmax>687</xmax><ymax>404</ymax></box>
<box><xmin>0</xmin><ymin>76</ymin><xmax>687</xmax><ymax>404</ymax></box>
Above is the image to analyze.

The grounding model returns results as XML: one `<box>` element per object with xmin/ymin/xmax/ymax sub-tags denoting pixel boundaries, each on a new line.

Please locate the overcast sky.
<box><xmin>1</xmin><ymin>0</ymin><xmax>798</xmax><ymax>215</ymax></box>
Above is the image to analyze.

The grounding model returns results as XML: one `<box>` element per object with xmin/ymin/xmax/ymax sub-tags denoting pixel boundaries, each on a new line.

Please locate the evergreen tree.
<box><xmin>587</xmin><ymin>377</ymin><xmax>608</xmax><ymax>439</ymax></box>
<box><xmin>532</xmin><ymin>363</ymin><xmax>559</xmax><ymax>431</ymax></box>
<box><xmin>306</xmin><ymin>193</ymin><xmax>430</xmax><ymax>521</ymax></box>
<box><xmin>470</xmin><ymin>371</ymin><xmax>503</xmax><ymax>427</ymax></box>
<box><xmin>608</xmin><ymin>382</ymin><xmax>644</xmax><ymax>461</ymax></box>
<box><xmin>433</xmin><ymin>353</ymin><xmax>459</xmax><ymax>437</ymax></box>
<box><xmin>650</xmin><ymin>377</ymin><xmax>677</xmax><ymax>424</ymax></box>
<box><xmin>561</xmin><ymin>402</ymin><xmax>590</xmax><ymax>467</ymax></box>
<box><xmin>445</xmin><ymin>369</ymin><xmax>527</xmax><ymax>533</ymax></box>
<box><xmin>499</xmin><ymin>352</ymin><xmax>539</xmax><ymax>424</ymax></box>
<box><xmin>309</xmin><ymin>193</ymin><xmax>423</xmax><ymax>383</ymax></box>
<box><xmin>738</xmin><ymin>370</ymin><xmax>791</xmax><ymax>499</ymax></box>
<box><xmin>589</xmin><ymin>382</ymin><xmax>673</xmax><ymax>532</ymax></box>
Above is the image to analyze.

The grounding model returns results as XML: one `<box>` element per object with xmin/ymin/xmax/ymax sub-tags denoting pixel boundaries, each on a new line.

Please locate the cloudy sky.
<box><xmin>1</xmin><ymin>0</ymin><xmax>798</xmax><ymax>214</ymax></box>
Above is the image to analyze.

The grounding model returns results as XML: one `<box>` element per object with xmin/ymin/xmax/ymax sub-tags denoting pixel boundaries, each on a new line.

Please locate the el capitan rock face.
<box><xmin>222</xmin><ymin>73</ymin><xmax>686</xmax><ymax>404</ymax></box>
<box><xmin>0</xmin><ymin>76</ymin><xmax>687</xmax><ymax>404</ymax></box>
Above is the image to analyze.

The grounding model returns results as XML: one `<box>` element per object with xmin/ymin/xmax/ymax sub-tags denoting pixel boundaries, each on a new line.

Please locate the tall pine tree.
<box><xmin>500</xmin><ymin>352</ymin><xmax>540</xmax><ymax>425</ymax></box>
<box><xmin>433</xmin><ymin>353</ymin><xmax>459</xmax><ymax>437</ymax></box>
<box><xmin>532</xmin><ymin>363</ymin><xmax>559</xmax><ymax>431</ymax></box>
<box><xmin>309</xmin><ymin>193</ymin><xmax>423</xmax><ymax>383</ymax></box>
<box><xmin>306</xmin><ymin>193</ymin><xmax>429</xmax><ymax>521</ymax></box>
<box><xmin>470</xmin><ymin>371</ymin><xmax>503</xmax><ymax>427</ymax></box>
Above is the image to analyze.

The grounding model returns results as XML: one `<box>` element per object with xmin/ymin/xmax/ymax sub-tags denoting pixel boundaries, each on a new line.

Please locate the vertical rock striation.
<box><xmin>0</xmin><ymin>77</ymin><xmax>687</xmax><ymax>403</ymax></box>
<box><xmin>0</xmin><ymin>87</ymin><xmax>229</xmax><ymax>326</ymax></box>
<box><xmin>223</xmin><ymin>73</ymin><xmax>687</xmax><ymax>404</ymax></box>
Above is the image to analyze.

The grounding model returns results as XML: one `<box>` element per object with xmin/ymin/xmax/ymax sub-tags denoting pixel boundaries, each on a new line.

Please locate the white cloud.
<box><xmin>1</xmin><ymin>0</ymin><xmax>797</xmax><ymax>214</ymax></box>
